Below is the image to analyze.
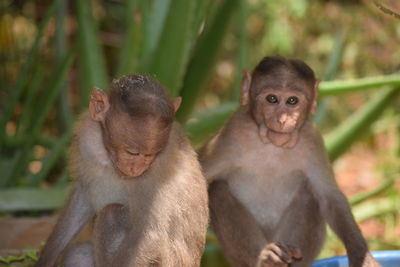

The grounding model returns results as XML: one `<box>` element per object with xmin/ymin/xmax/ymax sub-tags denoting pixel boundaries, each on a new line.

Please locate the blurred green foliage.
<box><xmin>0</xmin><ymin>0</ymin><xmax>399</xmax><ymax>265</ymax></box>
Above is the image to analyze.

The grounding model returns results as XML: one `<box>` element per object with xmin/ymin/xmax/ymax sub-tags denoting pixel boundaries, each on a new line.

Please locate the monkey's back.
<box><xmin>71</xmin><ymin>115</ymin><xmax>208</xmax><ymax>266</ymax></box>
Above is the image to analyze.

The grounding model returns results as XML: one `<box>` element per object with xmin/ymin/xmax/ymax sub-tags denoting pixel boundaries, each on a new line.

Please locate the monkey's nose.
<box><xmin>278</xmin><ymin>114</ymin><xmax>287</xmax><ymax>124</ymax></box>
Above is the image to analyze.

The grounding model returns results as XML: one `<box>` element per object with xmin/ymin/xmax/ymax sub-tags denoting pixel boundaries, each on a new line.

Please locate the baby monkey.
<box><xmin>35</xmin><ymin>74</ymin><xmax>209</xmax><ymax>267</ymax></box>
<box><xmin>200</xmin><ymin>56</ymin><xmax>380</xmax><ymax>267</ymax></box>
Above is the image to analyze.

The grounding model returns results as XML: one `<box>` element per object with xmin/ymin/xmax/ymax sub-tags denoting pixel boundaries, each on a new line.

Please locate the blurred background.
<box><xmin>0</xmin><ymin>0</ymin><xmax>399</xmax><ymax>266</ymax></box>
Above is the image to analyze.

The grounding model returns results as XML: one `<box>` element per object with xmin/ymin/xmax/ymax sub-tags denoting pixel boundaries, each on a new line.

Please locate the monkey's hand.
<box><xmin>256</xmin><ymin>242</ymin><xmax>302</xmax><ymax>267</ymax></box>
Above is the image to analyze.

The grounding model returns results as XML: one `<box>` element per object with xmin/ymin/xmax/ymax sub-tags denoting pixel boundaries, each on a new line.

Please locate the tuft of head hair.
<box><xmin>252</xmin><ymin>56</ymin><xmax>316</xmax><ymax>86</ymax></box>
<box><xmin>109</xmin><ymin>74</ymin><xmax>175</xmax><ymax>126</ymax></box>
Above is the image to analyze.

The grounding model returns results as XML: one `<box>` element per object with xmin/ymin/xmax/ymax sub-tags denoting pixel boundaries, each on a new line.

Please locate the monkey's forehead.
<box><xmin>106</xmin><ymin>119</ymin><xmax>170</xmax><ymax>147</ymax></box>
<box><xmin>251</xmin><ymin>78</ymin><xmax>312</xmax><ymax>95</ymax></box>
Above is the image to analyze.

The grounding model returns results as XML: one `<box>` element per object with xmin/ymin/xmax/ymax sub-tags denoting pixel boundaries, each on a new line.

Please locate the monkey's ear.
<box><xmin>172</xmin><ymin>97</ymin><xmax>182</xmax><ymax>113</ymax></box>
<box><xmin>89</xmin><ymin>88</ymin><xmax>110</xmax><ymax>122</ymax></box>
<box><xmin>240</xmin><ymin>69</ymin><xmax>251</xmax><ymax>106</ymax></box>
<box><xmin>311</xmin><ymin>80</ymin><xmax>320</xmax><ymax>115</ymax></box>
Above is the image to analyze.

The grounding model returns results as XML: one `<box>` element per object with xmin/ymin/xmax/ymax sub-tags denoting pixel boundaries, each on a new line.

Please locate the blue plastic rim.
<box><xmin>312</xmin><ymin>251</ymin><xmax>400</xmax><ymax>267</ymax></box>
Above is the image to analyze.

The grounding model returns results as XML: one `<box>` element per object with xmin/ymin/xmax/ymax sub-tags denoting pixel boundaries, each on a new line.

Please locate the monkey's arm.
<box><xmin>35</xmin><ymin>182</ymin><xmax>94</xmax><ymax>267</ymax></box>
<box><xmin>209</xmin><ymin>180</ymin><xmax>269</xmax><ymax>267</ymax></box>
<box><xmin>307</xmin><ymin>158</ymin><xmax>378</xmax><ymax>267</ymax></box>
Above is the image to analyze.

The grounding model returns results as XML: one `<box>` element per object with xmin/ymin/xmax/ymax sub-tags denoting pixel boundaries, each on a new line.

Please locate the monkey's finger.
<box><xmin>286</xmin><ymin>245</ymin><xmax>302</xmax><ymax>261</ymax></box>
<box><xmin>262</xmin><ymin>250</ymin><xmax>287</xmax><ymax>266</ymax></box>
<box><xmin>268</xmin><ymin>243</ymin><xmax>293</xmax><ymax>264</ymax></box>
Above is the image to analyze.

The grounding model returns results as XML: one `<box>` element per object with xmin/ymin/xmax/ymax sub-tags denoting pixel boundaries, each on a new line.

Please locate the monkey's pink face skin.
<box><xmin>105</xmin><ymin>135</ymin><xmax>166</xmax><ymax>178</ymax></box>
<box><xmin>253</xmin><ymin>89</ymin><xmax>310</xmax><ymax>134</ymax></box>
<box><xmin>102</xmin><ymin>113</ymin><xmax>170</xmax><ymax>178</ymax></box>
<box><xmin>113</xmin><ymin>150</ymin><xmax>158</xmax><ymax>178</ymax></box>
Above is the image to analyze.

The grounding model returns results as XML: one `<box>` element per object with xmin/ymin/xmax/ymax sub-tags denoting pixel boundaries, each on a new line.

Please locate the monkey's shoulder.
<box><xmin>203</xmin><ymin>108</ymin><xmax>257</xmax><ymax>152</ymax></box>
<box><xmin>170</xmin><ymin>122</ymin><xmax>195</xmax><ymax>151</ymax></box>
<box><xmin>68</xmin><ymin>113</ymin><xmax>125</xmax><ymax>205</ymax></box>
<box><xmin>296</xmin><ymin>121</ymin><xmax>328</xmax><ymax>156</ymax></box>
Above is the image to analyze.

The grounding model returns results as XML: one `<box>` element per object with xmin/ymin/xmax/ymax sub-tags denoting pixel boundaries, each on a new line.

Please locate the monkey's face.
<box><xmin>102</xmin><ymin>113</ymin><xmax>170</xmax><ymax>178</ymax></box>
<box><xmin>253</xmin><ymin>88</ymin><xmax>310</xmax><ymax>134</ymax></box>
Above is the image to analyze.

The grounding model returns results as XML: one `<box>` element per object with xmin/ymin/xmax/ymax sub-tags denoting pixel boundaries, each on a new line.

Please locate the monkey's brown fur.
<box><xmin>200</xmin><ymin>56</ymin><xmax>380</xmax><ymax>267</ymax></box>
<box><xmin>35</xmin><ymin>75</ymin><xmax>209</xmax><ymax>267</ymax></box>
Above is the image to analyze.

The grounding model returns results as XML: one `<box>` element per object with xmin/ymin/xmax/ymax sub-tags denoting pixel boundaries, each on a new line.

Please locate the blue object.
<box><xmin>312</xmin><ymin>251</ymin><xmax>400</xmax><ymax>267</ymax></box>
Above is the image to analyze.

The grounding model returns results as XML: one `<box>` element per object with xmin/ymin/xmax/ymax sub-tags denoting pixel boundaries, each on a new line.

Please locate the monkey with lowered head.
<box><xmin>200</xmin><ymin>56</ymin><xmax>381</xmax><ymax>267</ymax></box>
<box><xmin>35</xmin><ymin>74</ymin><xmax>209</xmax><ymax>267</ymax></box>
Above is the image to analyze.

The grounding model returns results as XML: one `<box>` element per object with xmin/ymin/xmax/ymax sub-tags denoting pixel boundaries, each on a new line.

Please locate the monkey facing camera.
<box><xmin>35</xmin><ymin>74</ymin><xmax>209</xmax><ymax>267</ymax></box>
<box><xmin>200</xmin><ymin>56</ymin><xmax>381</xmax><ymax>267</ymax></box>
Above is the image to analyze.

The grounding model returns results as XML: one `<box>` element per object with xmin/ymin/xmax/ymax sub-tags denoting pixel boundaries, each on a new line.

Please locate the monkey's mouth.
<box><xmin>114</xmin><ymin>165</ymin><xmax>146</xmax><ymax>178</ymax></box>
<box><xmin>265</xmin><ymin>120</ymin><xmax>296</xmax><ymax>134</ymax></box>
<box><xmin>267</xmin><ymin>127</ymin><xmax>295</xmax><ymax>134</ymax></box>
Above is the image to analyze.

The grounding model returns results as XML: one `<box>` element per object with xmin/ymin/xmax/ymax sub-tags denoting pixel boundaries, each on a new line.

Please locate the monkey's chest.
<box><xmin>228</xmin><ymin>155</ymin><xmax>307</xmax><ymax>230</ymax></box>
<box><xmin>83</xmin><ymin>164</ymin><xmax>128</xmax><ymax>212</ymax></box>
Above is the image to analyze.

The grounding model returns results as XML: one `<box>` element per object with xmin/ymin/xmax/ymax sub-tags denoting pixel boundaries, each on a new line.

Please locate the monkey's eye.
<box><xmin>127</xmin><ymin>151</ymin><xmax>140</xmax><ymax>156</ymax></box>
<box><xmin>286</xmin><ymin>96</ymin><xmax>298</xmax><ymax>105</ymax></box>
<box><xmin>266</xmin><ymin>94</ymin><xmax>278</xmax><ymax>104</ymax></box>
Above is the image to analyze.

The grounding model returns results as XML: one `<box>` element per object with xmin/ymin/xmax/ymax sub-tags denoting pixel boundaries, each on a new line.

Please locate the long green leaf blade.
<box><xmin>0</xmin><ymin>187</ymin><xmax>68</xmax><ymax>212</ymax></box>
<box><xmin>350</xmin><ymin>178</ymin><xmax>394</xmax><ymax>206</ymax></box>
<box><xmin>140</xmin><ymin>0</ymin><xmax>172</xmax><ymax>70</ymax></box>
<box><xmin>32</xmin><ymin>50</ymin><xmax>75</xmax><ymax>134</ymax></box>
<box><xmin>353</xmin><ymin>197</ymin><xmax>399</xmax><ymax>222</ymax></box>
<box><xmin>117</xmin><ymin>0</ymin><xmax>140</xmax><ymax>76</ymax></box>
<box><xmin>192</xmin><ymin>0</ymin><xmax>211</xmax><ymax>38</ymax></box>
<box><xmin>76</xmin><ymin>0</ymin><xmax>108</xmax><ymax>106</ymax></box>
<box><xmin>325</xmin><ymin>87</ymin><xmax>400</xmax><ymax>161</ymax></box>
<box><xmin>0</xmin><ymin>0</ymin><xmax>61</xmax><ymax>149</ymax></box>
<box><xmin>232</xmin><ymin>0</ymin><xmax>248</xmax><ymax>101</ymax></box>
<box><xmin>55</xmin><ymin>0</ymin><xmax>73</xmax><ymax>131</ymax></box>
<box><xmin>11</xmin><ymin>50</ymin><xmax>74</xmax><ymax>186</ymax></box>
<box><xmin>314</xmin><ymin>32</ymin><xmax>346</xmax><ymax>125</ymax></box>
<box><xmin>185</xmin><ymin>102</ymin><xmax>238</xmax><ymax>145</ymax></box>
<box><xmin>176</xmin><ymin>0</ymin><xmax>240</xmax><ymax>122</ymax></box>
<box><xmin>28</xmin><ymin>131</ymin><xmax>73</xmax><ymax>186</ymax></box>
<box><xmin>319</xmin><ymin>74</ymin><xmax>400</xmax><ymax>96</ymax></box>
<box><xmin>147</xmin><ymin>0</ymin><xmax>195</xmax><ymax>96</ymax></box>
<box><xmin>17</xmin><ymin>67</ymin><xmax>44</xmax><ymax>134</ymax></box>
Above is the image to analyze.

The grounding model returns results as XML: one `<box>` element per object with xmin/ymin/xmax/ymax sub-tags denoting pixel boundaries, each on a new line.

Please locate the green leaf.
<box><xmin>353</xmin><ymin>197</ymin><xmax>399</xmax><ymax>222</ymax></box>
<box><xmin>55</xmin><ymin>0</ymin><xmax>73</xmax><ymax>131</ymax></box>
<box><xmin>325</xmin><ymin>87</ymin><xmax>400</xmax><ymax>161</ymax></box>
<box><xmin>0</xmin><ymin>153</ymin><xmax>21</xmax><ymax>187</ymax></box>
<box><xmin>139</xmin><ymin>0</ymin><xmax>172</xmax><ymax>71</ymax></box>
<box><xmin>0</xmin><ymin>0</ymin><xmax>61</xmax><ymax>149</ymax></box>
<box><xmin>16</xmin><ymin>67</ymin><xmax>44</xmax><ymax>134</ymax></box>
<box><xmin>11</xmin><ymin>50</ymin><xmax>74</xmax><ymax>186</ymax></box>
<box><xmin>350</xmin><ymin>178</ymin><xmax>394</xmax><ymax>206</ymax></box>
<box><xmin>32</xmin><ymin>50</ymin><xmax>75</xmax><ymax>135</ymax></box>
<box><xmin>322</xmin><ymin>33</ymin><xmax>346</xmax><ymax>82</ymax></box>
<box><xmin>231</xmin><ymin>0</ymin><xmax>248</xmax><ymax>102</ymax></box>
<box><xmin>192</xmin><ymin>0</ymin><xmax>212</xmax><ymax>38</ymax></box>
<box><xmin>176</xmin><ymin>0</ymin><xmax>240</xmax><ymax>122</ymax></box>
<box><xmin>147</xmin><ymin>0</ymin><xmax>196</xmax><ymax>96</ymax></box>
<box><xmin>28</xmin><ymin>131</ymin><xmax>73</xmax><ymax>186</ymax></box>
<box><xmin>185</xmin><ymin>102</ymin><xmax>238</xmax><ymax>145</ymax></box>
<box><xmin>76</xmin><ymin>0</ymin><xmax>108</xmax><ymax>106</ymax></box>
<box><xmin>314</xmin><ymin>32</ymin><xmax>346</xmax><ymax>125</ymax></box>
<box><xmin>319</xmin><ymin>74</ymin><xmax>400</xmax><ymax>96</ymax></box>
<box><xmin>117</xmin><ymin>0</ymin><xmax>140</xmax><ymax>76</ymax></box>
<box><xmin>0</xmin><ymin>187</ymin><xmax>68</xmax><ymax>212</ymax></box>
